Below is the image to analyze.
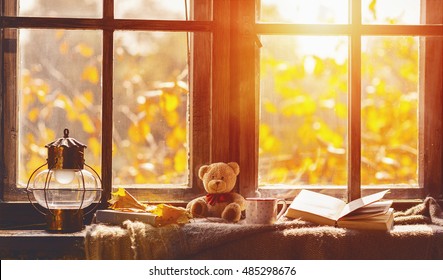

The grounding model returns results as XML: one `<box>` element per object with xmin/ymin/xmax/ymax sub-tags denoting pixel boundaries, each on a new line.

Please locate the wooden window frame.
<box><xmin>0</xmin><ymin>0</ymin><xmax>215</xmax><ymax>226</ymax></box>
<box><xmin>1</xmin><ymin>0</ymin><xmax>442</xmax><ymax>228</ymax></box>
<box><xmin>253</xmin><ymin>0</ymin><xmax>443</xmax><ymax>201</ymax></box>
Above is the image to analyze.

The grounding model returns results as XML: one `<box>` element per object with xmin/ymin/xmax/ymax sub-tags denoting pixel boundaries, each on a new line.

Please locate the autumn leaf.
<box><xmin>369</xmin><ymin>0</ymin><xmax>377</xmax><ymax>20</ymax></box>
<box><xmin>82</xmin><ymin>65</ymin><xmax>99</xmax><ymax>84</ymax></box>
<box><xmin>148</xmin><ymin>204</ymin><xmax>190</xmax><ymax>225</ymax></box>
<box><xmin>174</xmin><ymin>148</ymin><xmax>188</xmax><ymax>172</ymax></box>
<box><xmin>78</xmin><ymin>114</ymin><xmax>95</xmax><ymax>133</ymax></box>
<box><xmin>75</xmin><ymin>43</ymin><xmax>94</xmax><ymax>57</ymax></box>
<box><xmin>88</xmin><ymin>137</ymin><xmax>101</xmax><ymax>157</ymax></box>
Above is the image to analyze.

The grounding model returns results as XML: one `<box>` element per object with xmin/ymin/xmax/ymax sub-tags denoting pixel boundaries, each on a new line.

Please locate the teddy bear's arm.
<box><xmin>230</xmin><ymin>192</ymin><xmax>246</xmax><ymax>211</ymax></box>
<box><xmin>187</xmin><ymin>197</ymin><xmax>208</xmax><ymax>218</ymax></box>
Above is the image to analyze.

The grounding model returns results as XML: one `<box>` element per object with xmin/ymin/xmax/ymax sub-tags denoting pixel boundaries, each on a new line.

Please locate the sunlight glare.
<box><xmin>261</xmin><ymin>0</ymin><xmax>348</xmax><ymax>24</ymax></box>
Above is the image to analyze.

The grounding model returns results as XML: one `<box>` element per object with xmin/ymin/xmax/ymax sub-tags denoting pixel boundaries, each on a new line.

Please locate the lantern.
<box><xmin>26</xmin><ymin>129</ymin><xmax>102</xmax><ymax>232</ymax></box>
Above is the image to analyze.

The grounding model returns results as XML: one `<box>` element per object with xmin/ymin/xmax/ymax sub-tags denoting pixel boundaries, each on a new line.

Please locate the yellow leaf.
<box><xmin>28</xmin><ymin>108</ymin><xmax>40</xmax><ymax>122</ymax></box>
<box><xmin>59</xmin><ymin>41</ymin><xmax>69</xmax><ymax>55</ymax></box>
<box><xmin>166</xmin><ymin>126</ymin><xmax>186</xmax><ymax>149</ymax></box>
<box><xmin>108</xmin><ymin>188</ymin><xmax>148</xmax><ymax>211</ymax></box>
<box><xmin>111</xmin><ymin>188</ymin><xmax>126</xmax><ymax>197</ymax></box>
<box><xmin>148</xmin><ymin>204</ymin><xmax>190</xmax><ymax>225</ymax></box>
<box><xmin>161</xmin><ymin>93</ymin><xmax>179</xmax><ymax>112</ymax></box>
<box><xmin>165</xmin><ymin>111</ymin><xmax>179</xmax><ymax>127</ymax></box>
<box><xmin>88</xmin><ymin>137</ymin><xmax>101</xmax><ymax>157</ymax></box>
<box><xmin>82</xmin><ymin>65</ymin><xmax>99</xmax><ymax>84</ymax></box>
<box><xmin>55</xmin><ymin>30</ymin><xmax>65</xmax><ymax>40</ymax></box>
<box><xmin>79</xmin><ymin>114</ymin><xmax>95</xmax><ymax>133</ymax></box>
<box><xmin>128</xmin><ymin>122</ymin><xmax>150</xmax><ymax>144</ymax></box>
<box><xmin>76</xmin><ymin>43</ymin><xmax>94</xmax><ymax>57</ymax></box>
<box><xmin>263</xmin><ymin>100</ymin><xmax>278</xmax><ymax>114</ymax></box>
<box><xmin>174</xmin><ymin>148</ymin><xmax>188</xmax><ymax>172</ymax></box>
<box><xmin>74</xmin><ymin>90</ymin><xmax>94</xmax><ymax>110</ymax></box>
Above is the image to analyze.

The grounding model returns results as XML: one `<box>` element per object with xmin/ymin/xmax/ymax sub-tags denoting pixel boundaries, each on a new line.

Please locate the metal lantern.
<box><xmin>26</xmin><ymin>128</ymin><xmax>102</xmax><ymax>232</ymax></box>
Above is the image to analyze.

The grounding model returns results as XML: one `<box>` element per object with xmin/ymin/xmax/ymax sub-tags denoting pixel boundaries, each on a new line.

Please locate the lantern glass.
<box><xmin>30</xmin><ymin>169</ymin><xmax>101</xmax><ymax>209</ymax></box>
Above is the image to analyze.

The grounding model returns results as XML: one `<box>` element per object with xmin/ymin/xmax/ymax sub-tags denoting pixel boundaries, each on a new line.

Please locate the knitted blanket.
<box><xmin>394</xmin><ymin>197</ymin><xmax>443</xmax><ymax>226</ymax></box>
<box><xmin>85</xmin><ymin>218</ymin><xmax>312</xmax><ymax>259</ymax></box>
<box><xmin>85</xmin><ymin>199</ymin><xmax>443</xmax><ymax>260</ymax></box>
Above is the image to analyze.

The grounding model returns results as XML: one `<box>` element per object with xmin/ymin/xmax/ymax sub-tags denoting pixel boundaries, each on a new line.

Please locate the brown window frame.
<box><xmin>0</xmin><ymin>0</ymin><xmax>215</xmax><ymax>226</ymax></box>
<box><xmin>250</xmin><ymin>0</ymin><xmax>443</xmax><ymax>202</ymax></box>
<box><xmin>1</xmin><ymin>0</ymin><xmax>442</xmax><ymax>228</ymax></box>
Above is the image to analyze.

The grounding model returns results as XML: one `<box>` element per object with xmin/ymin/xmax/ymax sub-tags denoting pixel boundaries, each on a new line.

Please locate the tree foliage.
<box><xmin>18</xmin><ymin>1</ymin><xmax>418</xmax><ymax>188</ymax></box>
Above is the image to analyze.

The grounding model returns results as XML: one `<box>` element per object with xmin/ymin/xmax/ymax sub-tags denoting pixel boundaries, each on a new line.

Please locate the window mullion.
<box><xmin>418</xmin><ymin>0</ymin><xmax>443</xmax><ymax>198</ymax></box>
<box><xmin>212</xmin><ymin>0</ymin><xmax>231</xmax><ymax>163</ymax></box>
<box><xmin>1</xmin><ymin>0</ymin><xmax>18</xmax><ymax>201</ymax></box>
<box><xmin>189</xmin><ymin>0</ymin><xmax>212</xmax><ymax>191</ymax></box>
<box><xmin>101</xmin><ymin>0</ymin><xmax>114</xmax><ymax>204</ymax></box>
<box><xmin>348</xmin><ymin>0</ymin><xmax>362</xmax><ymax>201</ymax></box>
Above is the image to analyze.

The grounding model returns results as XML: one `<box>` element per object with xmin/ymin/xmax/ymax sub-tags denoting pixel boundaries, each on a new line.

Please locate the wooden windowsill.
<box><xmin>2</xmin><ymin>219</ymin><xmax>443</xmax><ymax>260</ymax></box>
<box><xmin>0</xmin><ymin>229</ymin><xmax>86</xmax><ymax>259</ymax></box>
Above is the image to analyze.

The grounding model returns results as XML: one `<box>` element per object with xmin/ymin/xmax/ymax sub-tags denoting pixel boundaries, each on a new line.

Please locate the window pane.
<box><xmin>259</xmin><ymin>36</ymin><xmax>348</xmax><ymax>186</ymax></box>
<box><xmin>18</xmin><ymin>0</ymin><xmax>102</xmax><ymax>18</ymax></box>
<box><xmin>260</xmin><ymin>0</ymin><xmax>348</xmax><ymax>24</ymax></box>
<box><xmin>362</xmin><ymin>0</ymin><xmax>420</xmax><ymax>25</ymax></box>
<box><xmin>113</xmin><ymin>31</ymin><xmax>190</xmax><ymax>185</ymax></box>
<box><xmin>361</xmin><ymin>36</ymin><xmax>418</xmax><ymax>186</ymax></box>
<box><xmin>18</xmin><ymin>29</ymin><xmax>103</xmax><ymax>186</ymax></box>
<box><xmin>115</xmin><ymin>0</ymin><xmax>189</xmax><ymax>20</ymax></box>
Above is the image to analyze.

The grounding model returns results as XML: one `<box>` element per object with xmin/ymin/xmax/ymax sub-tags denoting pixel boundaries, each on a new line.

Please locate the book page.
<box><xmin>288</xmin><ymin>190</ymin><xmax>347</xmax><ymax>221</ymax></box>
<box><xmin>339</xmin><ymin>200</ymin><xmax>392</xmax><ymax>220</ymax></box>
<box><xmin>336</xmin><ymin>208</ymin><xmax>394</xmax><ymax>231</ymax></box>
<box><xmin>338</xmin><ymin>190</ymin><xmax>389</xmax><ymax>219</ymax></box>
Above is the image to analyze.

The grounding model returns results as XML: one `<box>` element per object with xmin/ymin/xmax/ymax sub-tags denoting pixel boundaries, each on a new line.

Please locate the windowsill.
<box><xmin>2</xmin><ymin>219</ymin><xmax>443</xmax><ymax>260</ymax></box>
<box><xmin>1</xmin><ymin>198</ymin><xmax>442</xmax><ymax>260</ymax></box>
<box><xmin>0</xmin><ymin>229</ymin><xmax>86</xmax><ymax>259</ymax></box>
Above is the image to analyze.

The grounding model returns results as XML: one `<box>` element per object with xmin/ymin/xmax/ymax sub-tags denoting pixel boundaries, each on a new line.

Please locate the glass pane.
<box><xmin>18</xmin><ymin>29</ymin><xmax>103</xmax><ymax>186</ymax></box>
<box><xmin>115</xmin><ymin>0</ymin><xmax>190</xmax><ymax>20</ymax></box>
<box><xmin>362</xmin><ymin>0</ymin><xmax>420</xmax><ymax>25</ymax></box>
<box><xmin>260</xmin><ymin>0</ymin><xmax>348</xmax><ymax>24</ymax></box>
<box><xmin>361</xmin><ymin>36</ymin><xmax>418</xmax><ymax>186</ymax></box>
<box><xmin>18</xmin><ymin>0</ymin><xmax>102</xmax><ymax>18</ymax></box>
<box><xmin>259</xmin><ymin>36</ymin><xmax>348</xmax><ymax>186</ymax></box>
<box><xmin>113</xmin><ymin>31</ymin><xmax>190</xmax><ymax>185</ymax></box>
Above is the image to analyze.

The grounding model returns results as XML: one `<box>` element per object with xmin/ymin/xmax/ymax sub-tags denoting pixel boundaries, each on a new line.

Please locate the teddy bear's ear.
<box><xmin>198</xmin><ymin>165</ymin><xmax>210</xmax><ymax>179</ymax></box>
<box><xmin>227</xmin><ymin>162</ymin><xmax>240</xmax><ymax>176</ymax></box>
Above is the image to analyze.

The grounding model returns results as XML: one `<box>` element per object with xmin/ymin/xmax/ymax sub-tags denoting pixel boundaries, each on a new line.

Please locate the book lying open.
<box><xmin>285</xmin><ymin>189</ymin><xmax>394</xmax><ymax>231</ymax></box>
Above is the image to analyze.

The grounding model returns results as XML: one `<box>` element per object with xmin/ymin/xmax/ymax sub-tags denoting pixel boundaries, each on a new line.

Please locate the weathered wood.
<box><xmin>189</xmin><ymin>0</ymin><xmax>212</xmax><ymax>192</ymax></box>
<box><xmin>255</xmin><ymin>24</ymin><xmax>443</xmax><ymax>36</ymax></box>
<box><xmin>99</xmin><ymin>1</ymin><xmax>114</xmax><ymax>205</ymax></box>
<box><xmin>347</xmin><ymin>0</ymin><xmax>362</xmax><ymax>201</ymax></box>
<box><xmin>211</xmin><ymin>0</ymin><xmax>231</xmax><ymax>163</ymax></box>
<box><xmin>419</xmin><ymin>0</ymin><xmax>443</xmax><ymax>199</ymax></box>
<box><xmin>0</xmin><ymin>17</ymin><xmax>213</xmax><ymax>32</ymax></box>
<box><xmin>1</xmin><ymin>0</ymin><xmax>18</xmax><ymax>201</ymax></box>
<box><xmin>0</xmin><ymin>229</ymin><xmax>85</xmax><ymax>259</ymax></box>
<box><xmin>231</xmin><ymin>0</ymin><xmax>259</xmax><ymax>197</ymax></box>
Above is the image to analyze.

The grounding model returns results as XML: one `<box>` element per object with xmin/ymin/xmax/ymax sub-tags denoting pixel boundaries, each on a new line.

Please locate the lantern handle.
<box><xmin>26</xmin><ymin>162</ymin><xmax>49</xmax><ymax>216</ymax></box>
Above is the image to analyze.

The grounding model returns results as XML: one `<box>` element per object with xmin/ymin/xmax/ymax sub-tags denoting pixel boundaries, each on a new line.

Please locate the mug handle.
<box><xmin>276</xmin><ymin>199</ymin><xmax>288</xmax><ymax>220</ymax></box>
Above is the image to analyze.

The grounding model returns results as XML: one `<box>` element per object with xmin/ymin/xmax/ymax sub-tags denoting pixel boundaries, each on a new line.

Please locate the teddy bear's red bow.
<box><xmin>206</xmin><ymin>193</ymin><xmax>230</xmax><ymax>206</ymax></box>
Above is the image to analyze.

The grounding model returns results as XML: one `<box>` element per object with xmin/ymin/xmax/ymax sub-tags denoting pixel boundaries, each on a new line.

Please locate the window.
<box><xmin>0</xmin><ymin>0</ymin><xmax>213</xmax><ymax>226</ymax></box>
<box><xmin>256</xmin><ymin>0</ymin><xmax>443</xmax><ymax>202</ymax></box>
<box><xmin>1</xmin><ymin>0</ymin><xmax>442</xmax><ymax>227</ymax></box>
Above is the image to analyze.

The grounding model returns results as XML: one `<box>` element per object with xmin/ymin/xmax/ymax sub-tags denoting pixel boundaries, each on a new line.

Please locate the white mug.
<box><xmin>245</xmin><ymin>197</ymin><xmax>287</xmax><ymax>224</ymax></box>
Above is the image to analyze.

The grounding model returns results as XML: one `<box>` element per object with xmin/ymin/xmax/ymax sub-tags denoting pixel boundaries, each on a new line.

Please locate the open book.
<box><xmin>285</xmin><ymin>189</ymin><xmax>394</xmax><ymax>231</ymax></box>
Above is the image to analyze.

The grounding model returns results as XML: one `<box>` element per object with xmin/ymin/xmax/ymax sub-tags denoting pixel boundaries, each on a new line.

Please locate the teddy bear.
<box><xmin>186</xmin><ymin>162</ymin><xmax>246</xmax><ymax>222</ymax></box>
